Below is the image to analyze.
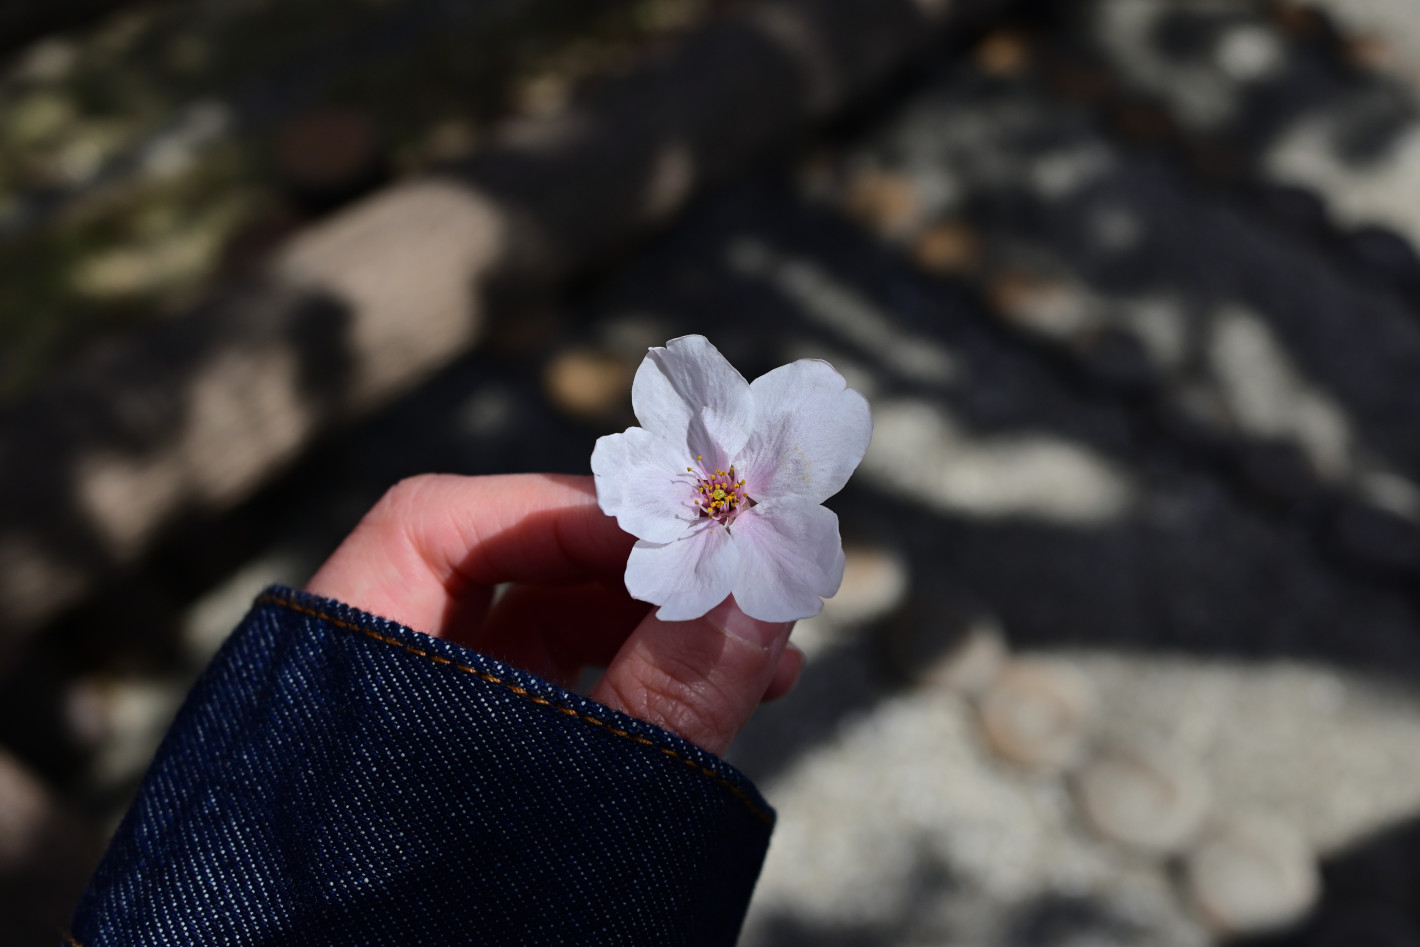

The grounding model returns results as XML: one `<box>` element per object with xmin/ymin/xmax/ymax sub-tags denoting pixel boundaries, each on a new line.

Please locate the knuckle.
<box><xmin>611</xmin><ymin>660</ymin><xmax>740</xmax><ymax>752</ymax></box>
<box><xmin>370</xmin><ymin>474</ymin><xmax>443</xmax><ymax>523</ymax></box>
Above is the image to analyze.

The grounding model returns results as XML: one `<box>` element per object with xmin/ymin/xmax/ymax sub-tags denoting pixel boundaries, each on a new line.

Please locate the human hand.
<box><xmin>305</xmin><ymin>473</ymin><xmax>804</xmax><ymax>756</ymax></box>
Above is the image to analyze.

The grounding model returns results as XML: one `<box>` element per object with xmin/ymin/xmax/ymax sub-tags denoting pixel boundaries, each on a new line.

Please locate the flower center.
<box><xmin>686</xmin><ymin>456</ymin><xmax>747</xmax><ymax>524</ymax></box>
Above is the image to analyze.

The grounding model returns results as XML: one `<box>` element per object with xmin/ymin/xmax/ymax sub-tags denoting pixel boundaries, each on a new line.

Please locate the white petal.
<box><xmin>730</xmin><ymin>497</ymin><xmax>845</xmax><ymax>623</ymax></box>
<box><xmin>591</xmin><ymin>428</ymin><xmax>699</xmax><ymax>544</ymax></box>
<box><xmin>631</xmin><ymin>335</ymin><xmax>754</xmax><ymax>463</ymax></box>
<box><xmin>737</xmin><ymin>359</ymin><xmax>872</xmax><ymax>504</ymax></box>
<box><xmin>625</xmin><ymin>523</ymin><xmax>739</xmax><ymax>621</ymax></box>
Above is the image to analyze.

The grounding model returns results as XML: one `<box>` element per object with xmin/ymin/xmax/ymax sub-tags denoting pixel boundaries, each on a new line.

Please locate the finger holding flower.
<box><xmin>309</xmin><ymin>335</ymin><xmax>870</xmax><ymax>756</ymax></box>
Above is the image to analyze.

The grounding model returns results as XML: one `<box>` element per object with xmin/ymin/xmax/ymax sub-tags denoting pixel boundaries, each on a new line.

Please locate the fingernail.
<box><xmin>706</xmin><ymin>596</ymin><xmax>793</xmax><ymax>650</ymax></box>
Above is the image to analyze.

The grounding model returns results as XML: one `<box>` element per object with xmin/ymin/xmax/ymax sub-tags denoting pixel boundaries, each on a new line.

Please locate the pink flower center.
<box><xmin>686</xmin><ymin>456</ymin><xmax>748</xmax><ymax>524</ymax></box>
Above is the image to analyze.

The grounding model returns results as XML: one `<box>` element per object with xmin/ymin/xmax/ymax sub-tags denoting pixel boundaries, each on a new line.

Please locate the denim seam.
<box><xmin>257</xmin><ymin>593</ymin><xmax>773</xmax><ymax>826</ymax></box>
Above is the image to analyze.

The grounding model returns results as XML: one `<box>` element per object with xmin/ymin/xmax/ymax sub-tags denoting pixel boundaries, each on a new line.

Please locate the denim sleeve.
<box><xmin>67</xmin><ymin>586</ymin><xmax>774</xmax><ymax>946</ymax></box>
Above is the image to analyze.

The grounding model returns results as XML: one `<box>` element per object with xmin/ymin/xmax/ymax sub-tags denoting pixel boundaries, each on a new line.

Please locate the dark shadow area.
<box><xmin>596</xmin><ymin>176</ymin><xmax>1420</xmax><ymax>676</ymax></box>
<box><xmin>0</xmin><ymin>0</ymin><xmax>127</xmax><ymax>58</ymax></box>
<box><xmin>806</xmin><ymin>11</ymin><xmax>1420</xmax><ymax>598</ymax></box>
<box><xmin>0</xmin><ymin>279</ymin><xmax>359</xmax><ymax>645</ymax></box>
<box><xmin>10</xmin><ymin>1</ymin><xmax>1420</xmax><ymax>943</ymax></box>
<box><xmin>1005</xmin><ymin>891</ymin><xmax>1148</xmax><ymax>946</ymax></box>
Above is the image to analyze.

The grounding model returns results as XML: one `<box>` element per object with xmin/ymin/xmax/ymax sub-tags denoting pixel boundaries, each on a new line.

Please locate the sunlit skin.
<box><xmin>306</xmin><ymin>473</ymin><xmax>803</xmax><ymax>756</ymax></box>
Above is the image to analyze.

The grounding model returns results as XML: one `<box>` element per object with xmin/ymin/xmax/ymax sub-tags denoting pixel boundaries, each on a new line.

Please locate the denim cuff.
<box><xmin>69</xmin><ymin>586</ymin><xmax>773</xmax><ymax>946</ymax></box>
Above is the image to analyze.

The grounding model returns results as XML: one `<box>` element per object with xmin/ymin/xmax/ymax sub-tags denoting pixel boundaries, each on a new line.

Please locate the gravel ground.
<box><xmin>8</xmin><ymin>2</ymin><xmax>1420</xmax><ymax>944</ymax></box>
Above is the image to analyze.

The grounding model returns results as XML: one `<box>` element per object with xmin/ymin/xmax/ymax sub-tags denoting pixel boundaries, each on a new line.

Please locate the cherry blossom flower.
<box><xmin>592</xmin><ymin>335</ymin><xmax>872</xmax><ymax>622</ymax></box>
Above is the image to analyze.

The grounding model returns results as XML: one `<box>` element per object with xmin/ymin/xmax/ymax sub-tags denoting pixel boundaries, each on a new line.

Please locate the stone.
<box><xmin>0</xmin><ymin>750</ymin><xmax>98</xmax><ymax>945</ymax></box>
<box><xmin>841</xmin><ymin>168</ymin><xmax>920</xmax><ymax>239</ymax></box>
<box><xmin>974</xmin><ymin>29</ymin><xmax>1032</xmax><ymax>78</ymax></box>
<box><xmin>911</xmin><ymin>221</ymin><xmax>982</xmax><ymax>276</ymax></box>
<box><xmin>1072</xmin><ymin>743</ymin><xmax>1210</xmax><ymax>855</ymax></box>
<box><xmin>1182</xmin><ymin>814</ymin><xmax>1320</xmax><ymax>936</ymax></box>
<box><xmin>977</xmin><ymin>660</ymin><xmax>1096</xmax><ymax>773</ymax></box>
<box><xmin>543</xmin><ymin>348</ymin><xmax>634</xmax><ymax>421</ymax></box>
<box><xmin>1342</xmin><ymin>34</ymin><xmax>1396</xmax><ymax>72</ymax></box>
<box><xmin>987</xmin><ymin>272</ymin><xmax>1095</xmax><ymax>339</ymax></box>
<box><xmin>928</xmin><ymin>623</ymin><xmax>1008</xmax><ymax>698</ymax></box>
<box><xmin>822</xmin><ymin>544</ymin><xmax>909</xmax><ymax>626</ymax></box>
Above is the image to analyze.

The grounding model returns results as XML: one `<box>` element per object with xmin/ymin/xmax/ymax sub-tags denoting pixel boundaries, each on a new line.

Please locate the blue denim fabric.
<box><xmin>69</xmin><ymin>586</ymin><xmax>773</xmax><ymax>945</ymax></box>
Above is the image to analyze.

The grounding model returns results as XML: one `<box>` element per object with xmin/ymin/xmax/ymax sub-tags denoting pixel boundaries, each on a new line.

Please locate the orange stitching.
<box><xmin>257</xmin><ymin>593</ymin><xmax>773</xmax><ymax>826</ymax></box>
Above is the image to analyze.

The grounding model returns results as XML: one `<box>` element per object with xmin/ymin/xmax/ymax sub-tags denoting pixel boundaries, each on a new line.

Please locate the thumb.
<box><xmin>590</xmin><ymin>596</ymin><xmax>794</xmax><ymax>756</ymax></box>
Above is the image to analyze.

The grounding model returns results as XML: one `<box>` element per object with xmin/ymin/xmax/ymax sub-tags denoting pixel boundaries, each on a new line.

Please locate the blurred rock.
<box><xmin>515</xmin><ymin>73</ymin><xmax>573</xmax><ymax>118</ymax></box>
<box><xmin>74</xmin><ymin>675</ymin><xmax>188</xmax><ymax>789</ymax></box>
<box><xmin>418</xmin><ymin>118</ymin><xmax>480</xmax><ymax>164</ymax></box>
<box><xmin>933</xmin><ymin>624</ymin><xmax>1007</xmax><ymax>697</ymax></box>
<box><xmin>974</xmin><ymin>29</ymin><xmax>1032</xmax><ymax>78</ymax></box>
<box><xmin>987</xmin><ymin>271</ymin><xmax>1095</xmax><ymax>339</ymax></box>
<box><xmin>0</xmin><ymin>751</ymin><xmax>58</xmax><ymax>866</ymax></box>
<box><xmin>543</xmin><ymin>348</ymin><xmax>634</xmax><ymax>421</ymax></box>
<box><xmin>841</xmin><ymin>168</ymin><xmax>920</xmax><ymax>239</ymax></box>
<box><xmin>911</xmin><ymin>220</ymin><xmax>982</xmax><ymax>276</ymax></box>
<box><xmin>13</xmin><ymin>37</ymin><xmax>77</xmax><ymax>83</ymax></box>
<box><xmin>1216</xmin><ymin>23</ymin><xmax>1286</xmax><ymax>82</ymax></box>
<box><xmin>181</xmin><ymin>554</ymin><xmax>306</xmax><ymax>664</ymax></box>
<box><xmin>1342</xmin><ymin>34</ymin><xmax>1397</xmax><ymax>72</ymax></box>
<box><xmin>1183</xmin><ymin>814</ymin><xmax>1320</xmax><ymax>937</ymax></box>
<box><xmin>0</xmin><ymin>750</ymin><xmax>98</xmax><ymax>946</ymax></box>
<box><xmin>978</xmin><ymin>660</ymin><xmax>1096</xmax><ymax>773</ymax></box>
<box><xmin>822</xmin><ymin>544</ymin><xmax>909</xmax><ymax>626</ymax></box>
<box><xmin>1072</xmin><ymin>742</ymin><xmax>1210</xmax><ymax>855</ymax></box>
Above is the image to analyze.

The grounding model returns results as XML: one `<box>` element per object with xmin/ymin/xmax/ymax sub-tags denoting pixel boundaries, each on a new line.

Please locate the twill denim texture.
<box><xmin>69</xmin><ymin>586</ymin><xmax>774</xmax><ymax>946</ymax></box>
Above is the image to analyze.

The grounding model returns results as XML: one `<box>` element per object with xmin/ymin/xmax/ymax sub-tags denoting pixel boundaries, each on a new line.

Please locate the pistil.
<box><xmin>685</xmin><ymin>456</ymin><xmax>748</xmax><ymax>524</ymax></box>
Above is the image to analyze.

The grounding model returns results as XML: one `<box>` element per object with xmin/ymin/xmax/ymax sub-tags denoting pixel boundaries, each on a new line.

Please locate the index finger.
<box><xmin>305</xmin><ymin>473</ymin><xmax>634</xmax><ymax>638</ymax></box>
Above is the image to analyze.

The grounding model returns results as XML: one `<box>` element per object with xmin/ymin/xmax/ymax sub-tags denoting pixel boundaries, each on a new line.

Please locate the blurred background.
<box><xmin>3</xmin><ymin>0</ymin><xmax>1420</xmax><ymax>943</ymax></box>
